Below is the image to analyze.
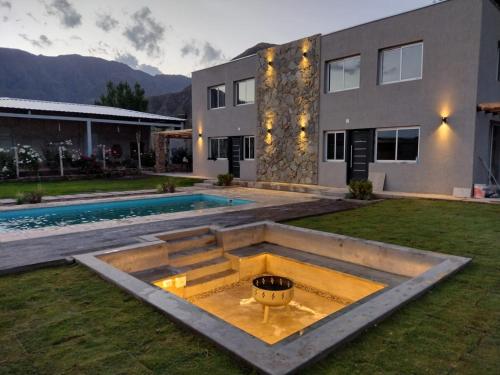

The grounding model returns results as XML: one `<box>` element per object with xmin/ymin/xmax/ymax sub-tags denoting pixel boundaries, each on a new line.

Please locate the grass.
<box><xmin>1</xmin><ymin>199</ymin><xmax>499</xmax><ymax>374</ymax></box>
<box><xmin>0</xmin><ymin>176</ymin><xmax>202</xmax><ymax>199</ymax></box>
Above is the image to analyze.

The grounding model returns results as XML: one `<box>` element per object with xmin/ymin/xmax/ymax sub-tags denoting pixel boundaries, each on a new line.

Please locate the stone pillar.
<box><xmin>85</xmin><ymin>120</ymin><xmax>92</xmax><ymax>156</ymax></box>
<box><xmin>154</xmin><ymin>133</ymin><xmax>166</xmax><ymax>173</ymax></box>
<box><xmin>255</xmin><ymin>35</ymin><xmax>321</xmax><ymax>185</ymax></box>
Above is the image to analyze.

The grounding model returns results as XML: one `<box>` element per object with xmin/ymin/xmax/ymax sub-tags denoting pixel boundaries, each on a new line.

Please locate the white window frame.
<box><xmin>379</xmin><ymin>42</ymin><xmax>423</xmax><ymax>85</ymax></box>
<box><xmin>375</xmin><ymin>126</ymin><xmax>420</xmax><ymax>163</ymax></box>
<box><xmin>243</xmin><ymin>136</ymin><xmax>255</xmax><ymax>160</ymax></box>
<box><xmin>209</xmin><ymin>137</ymin><xmax>228</xmax><ymax>160</ymax></box>
<box><xmin>208</xmin><ymin>85</ymin><xmax>226</xmax><ymax>110</ymax></box>
<box><xmin>324</xmin><ymin>131</ymin><xmax>346</xmax><ymax>162</ymax></box>
<box><xmin>327</xmin><ymin>55</ymin><xmax>361</xmax><ymax>93</ymax></box>
<box><xmin>235</xmin><ymin>78</ymin><xmax>255</xmax><ymax>106</ymax></box>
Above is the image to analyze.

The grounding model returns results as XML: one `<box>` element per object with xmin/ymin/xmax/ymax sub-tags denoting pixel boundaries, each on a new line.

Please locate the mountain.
<box><xmin>0</xmin><ymin>48</ymin><xmax>191</xmax><ymax>104</ymax></box>
<box><xmin>232</xmin><ymin>42</ymin><xmax>277</xmax><ymax>60</ymax></box>
<box><xmin>148</xmin><ymin>85</ymin><xmax>192</xmax><ymax>128</ymax></box>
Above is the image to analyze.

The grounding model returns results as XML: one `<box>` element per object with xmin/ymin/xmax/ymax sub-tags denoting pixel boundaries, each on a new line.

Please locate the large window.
<box><xmin>379</xmin><ymin>42</ymin><xmax>423</xmax><ymax>84</ymax></box>
<box><xmin>376</xmin><ymin>127</ymin><xmax>419</xmax><ymax>162</ymax></box>
<box><xmin>244</xmin><ymin>136</ymin><xmax>255</xmax><ymax>160</ymax></box>
<box><xmin>208</xmin><ymin>85</ymin><xmax>225</xmax><ymax>109</ymax></box>
<box><xmin>327</xmin><ymin>55</ymin><xmax>360</xmax><ymax>92</ymax></box>
<box><xmin>209</xmin><ymin>137</ymin><xmax>228</xmax><ymax>159</ymax></box>
<box><xmin>235</xmin><ymin>79</ymin><xmax>255</xmax><ymax>105</ymax></box>
<box><xmin>325</xmin><ymin>131</ymin><xmax>345</xmax><ymax>161</ymax></box>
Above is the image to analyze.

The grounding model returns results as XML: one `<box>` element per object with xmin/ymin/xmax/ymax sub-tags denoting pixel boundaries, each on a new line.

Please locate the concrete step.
<box><xmin>167</xmin><ymin>233</ymin><xmax>216</xmax><ymax>253</ymax></box>
<box><xmin>176</xmin><ymin>256</ymin><xmax>232</xmax><ymax>281</ymax></box>
<box><xmin>156</xmin><ymin>226</ymin><xmax>211</xmax><ymax>242</ymax></box>
<box><xmin>184</xmin><ymin>269</ymin><xmax>239</xmax><ymax>298</ymax></box>
<box><xmin>169</xmin><ymin>245</ymin><xmax>223</xmax><ymax>268</ymax></box>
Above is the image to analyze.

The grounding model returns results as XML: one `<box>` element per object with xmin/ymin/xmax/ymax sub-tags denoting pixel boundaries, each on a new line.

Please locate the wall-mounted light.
<box><xmin>267</xmin><ymin>61</ymin><xmax>273</xmax><ymax>67</ymax></box>
<box><xmin>302</xmin><ymin>51</ymin><xmax>308</xmax><ymax>58</ymax></box>
<box><xmin>267</xmin><ymin>128</ymin><xmax>272</xmax><ymax>134</ymax></box>
<box><xmin>198</xmin><ymin>132</ymin><xmax>203</xmax><ymax>138</ymax></box>
<box><xmin>300</xmin><ymin>125</ymin><xmax>306</xmax><ymax>132</ymax></box>
<box><xmin>441</xmin><ymin>117</ymin><xmax>448</xmax><ymax>125</ymax></box>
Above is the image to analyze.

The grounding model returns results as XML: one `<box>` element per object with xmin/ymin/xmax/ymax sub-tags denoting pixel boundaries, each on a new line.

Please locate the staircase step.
<box><xmin>156</xmin><ymin>227</ymin><xmax>210</xmax><ymax>242</ymax></box>
<box><xmin>167</xmin><ymin>233</ymin><xmax>216</xmax><ymax>253</ymax></box>
<box><xmin>184</xmin><ymin>269</ymin><xmax>239</xmax><ymax>298</ymax></box>
<box><xmin>169</xmin><ymin>245</ymin><xmax>223</xmax><ymax>267</ymax></box>
<box><xmin>175</xmin><ymin>256</ymin><xmax>231</xmax><ymax>281</ymax></box>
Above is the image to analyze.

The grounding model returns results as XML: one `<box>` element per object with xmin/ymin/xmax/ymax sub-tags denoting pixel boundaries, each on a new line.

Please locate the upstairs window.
<box><xmin>244</xmin><ymin>136</ymin><xmax>255</xmax><ymax>159</ymax></box>
<box><xmin>325</xmin><ymin>131</ymin><xmax>345</xmax><ymax>161</ymax></box>
<box><xmin>208</xmin><ymin>85</ymin><xmax>225</xmax><ymax>109</ymax></box>
<box><xmin>235</xmin><ymin>79</ymin><xmax>255</xmax><ymax>105</ymax></box>
<box><xmin>376</xmin><ymin>127</ymin><xmax>419</xmax><ymax>162</ymax></box>
<box><xmin>379</xmin><ymin>42</ymin><xmax>423</xmax><ymax>84</ymax></box>
<box><xmin>209</xmin><ymin>137</ymin><xmax>228</xmax><ymax>159</ymax></box>
<box><xmin>327</xmin><ymin>55</ymin><xmax>360</xmax><ymax>92</ymax></box>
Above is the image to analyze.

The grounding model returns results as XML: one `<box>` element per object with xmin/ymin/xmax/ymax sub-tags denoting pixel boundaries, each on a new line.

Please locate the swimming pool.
<box><xmin>0</xmin><ymin>194</ymin><xmax>252</xmax><ymax>232</ymax></box>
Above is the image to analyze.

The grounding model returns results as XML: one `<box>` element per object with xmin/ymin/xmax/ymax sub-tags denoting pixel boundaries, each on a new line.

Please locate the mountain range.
<box><xmin>0</xmin><ymin>48</ymin><xmax>191</xmax><ymax>104</ymax></box>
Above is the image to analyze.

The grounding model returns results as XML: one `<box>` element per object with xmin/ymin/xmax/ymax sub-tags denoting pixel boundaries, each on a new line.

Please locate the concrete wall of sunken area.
<box><xmin>255</xmin><ymin>35</ymin><xmax>321</xmax><ymax>185</ymax></box>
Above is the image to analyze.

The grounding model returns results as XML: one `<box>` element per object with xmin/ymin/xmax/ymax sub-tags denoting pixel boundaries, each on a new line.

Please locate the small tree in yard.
<box><xmin>95</xmin><ymin>81</ymin><xmax>148</xmax><ymax>112</ymax></box>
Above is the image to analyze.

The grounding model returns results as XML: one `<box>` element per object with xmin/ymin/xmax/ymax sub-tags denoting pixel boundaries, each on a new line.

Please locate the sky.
<box><xmin>0</xmin><ymin>0</ymin><xmax>440</xmax><ymax>77</ymax></box>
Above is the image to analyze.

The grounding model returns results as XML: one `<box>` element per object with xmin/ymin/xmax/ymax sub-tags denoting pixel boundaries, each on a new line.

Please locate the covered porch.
<box><xmin>153</xmin><ymin>129</ymin><xmax>193</xmax><ymax>173</ymax></box>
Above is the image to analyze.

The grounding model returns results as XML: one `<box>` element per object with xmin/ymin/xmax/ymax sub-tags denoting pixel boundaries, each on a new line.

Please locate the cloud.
<box><xmin>96</xmin><ymin>13</ymin><xmax>118</xmax><ymax>32</ymax></box>
<box><xmin>0</xmin><ymin>1</ymin><xmax>11</xmax><ymax>10</ymax></box>
<box><xmin>88</xmin><ymin>41</ymin><xmax>111</xmax><ymax>56</ymax></box>
<box><xmin>181</xmin><ymin>40</ymin><xmax>226</xmax><ymax>66</ymax></box>
<box><xmin>115</xmin><ymin>52</ymin><xmax>163</xmax><ymax>76</ymax></box>
<box><xmin>26</xmin><ymin>12</ymin><xmax>39</xmax><ymax>22</ymax></box>
<box><xmin>124</xmin><ymin>7</ymin><xmax>164</xmax><ymax>57</ymax></box>
<box><xmin>19</xmin><ymin>34</ymin><xmax>53</xmax><ymax>48</ymax></box>
<box><xmin>45</xmin><ymin>0</ymin><xmax>81</xmax><ymax>28</ymax></box>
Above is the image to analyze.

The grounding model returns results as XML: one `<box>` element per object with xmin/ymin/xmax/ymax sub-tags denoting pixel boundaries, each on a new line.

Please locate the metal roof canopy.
<box><xmin>477</xmin><ymin>102</ymin><xmax>500</xmax><ymax>115</ymax></box>
<box><xmin>156</xmin><ymin>129</ymin><xmax>193</xmax><ymax>139</ymax></box>
<box><xmin>0</xmin><ymin>97</ymin><xmax>184</xmax><ymax>127</ymax></box>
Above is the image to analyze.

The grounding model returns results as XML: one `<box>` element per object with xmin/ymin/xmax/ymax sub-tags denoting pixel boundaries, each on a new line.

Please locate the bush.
<box><xmin>156</xmin><ymin>178</ymin><xmax>176</xmax><ymax>193</ymax></box>
<box><xmin>73</xmin><ymin>156</ymin><xmax>102</xmax><ymax>175</ymax></box>
<box><xmin>0</xmin><ymin>148</ymin><xmax>15</xmax><ymax>179</ymax></box>
<box><xmin>217</xmin><ymin>173</ymin><xmax>234</xmax><ymax>186</ymax></box>
<box><xmin>348</xmin><ymin>179</ymin><xmax>373</xmax><ymax>200</ymax></box>
<box><xmin>16</xmin><ymin>144</ymin><xmax>42</xmax><ymax>172</ymax></box>
<box><xmin>15</xmin><ymin>185</ymin><xmax>44</xmax><ymax>204</ymax></box>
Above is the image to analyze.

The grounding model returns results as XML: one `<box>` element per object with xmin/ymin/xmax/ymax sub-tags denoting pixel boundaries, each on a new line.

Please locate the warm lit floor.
<box><xmin>1</xmin><ymin>199</ymin><xmax>499</xmax><ymax>374</ymax></box>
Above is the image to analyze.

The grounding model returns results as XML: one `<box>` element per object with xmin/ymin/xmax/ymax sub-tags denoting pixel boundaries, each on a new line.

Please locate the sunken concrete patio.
<box><xmin>75</xmin><ymin>221</ymin><xmax>470</xmax><ymax>375</ymax></box>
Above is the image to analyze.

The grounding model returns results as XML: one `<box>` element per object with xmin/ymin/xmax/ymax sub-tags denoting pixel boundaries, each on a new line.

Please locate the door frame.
<box><xmin>346</xmin><ymin>129</ymin><xmax>375</xmax><ymax>184</ymax></box>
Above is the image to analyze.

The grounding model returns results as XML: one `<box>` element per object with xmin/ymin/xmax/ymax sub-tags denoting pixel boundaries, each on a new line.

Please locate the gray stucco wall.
<box><xmin>318</xmin><ymin>0</ymin><xmax>484</xmax><ymax>194</ymax></box>
<box><xmin>192</xmin><ymin>56</ymin><xmax>258</xmax><ymax>178</ymax></box>
<box><xmin>474</xmin><ymin>0</ymin><xmax>500</xmax><ymax>185</ymax></box>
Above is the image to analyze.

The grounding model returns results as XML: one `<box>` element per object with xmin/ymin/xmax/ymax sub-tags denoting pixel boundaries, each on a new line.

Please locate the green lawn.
<box><xmin>1</xmin><ymin>199</ymin><xmax>499</xmax><ymax>374</ymax></box>
<box><xmin>0</xmin><ymin>176</ymin><xmax>202</xmax><ymax>199</ymax></box>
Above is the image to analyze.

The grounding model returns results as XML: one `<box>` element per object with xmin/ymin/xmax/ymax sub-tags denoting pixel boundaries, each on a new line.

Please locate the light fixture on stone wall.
<box><xmin>267</xmin><ymin>60</ymin><xmax>273</xmax><ymax>67</ymax></box>
<box><xmin>267</xmin><ymin>128</ymin><xmax>272</xmax><ymax>134</ymax></box>
<box><xmin>301</xmin><ymin>125</ymin><xmax>306</xmax><ymax>132</ymax></box>
<box><xmin>302</xmin><ymin>51</ymin><xmax>308</xmax><ymax>58</ymax></box>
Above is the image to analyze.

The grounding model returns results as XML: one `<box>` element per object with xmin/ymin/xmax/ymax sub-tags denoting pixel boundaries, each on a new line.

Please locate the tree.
<box><xmin>95</xmin><ymin>81</ymin><xmax>148</xmax><ymax>112</ymax></box>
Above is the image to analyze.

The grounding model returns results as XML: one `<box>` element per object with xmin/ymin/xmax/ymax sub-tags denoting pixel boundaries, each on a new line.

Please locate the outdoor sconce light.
<box><xmin>302</xmin><ymin>51</ymin><xmax>308</xmax><ymax>58</ymax></box>
<box><xmin>267</xmin><ymin>61</ymin><xmax>273</xmax><ymax>67</ymax></box>
<box><xmin>300</xmin><ymin>125</ymin><xmax>306</xmax><ymax>132</ymax></box>
<box><xmin>267</xmin><ymin>128</ymin><xmax>272</xmax><ymax>134</ymax></box>
<box><xmin>198</xmin><ymin>132</ymin><xmax>203</xmax><ymax>138</ymax></box>
<box><xmin>441</xmin><ymin>117</ymin><xmax>448</xmax><ymax>125</ymax></box>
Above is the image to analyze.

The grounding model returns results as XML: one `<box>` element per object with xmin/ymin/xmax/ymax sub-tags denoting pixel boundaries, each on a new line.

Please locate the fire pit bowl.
<box><xmin>252</xmin><ymin>275</ymin><xmax>294</xmax><ymax>323</ymax></box>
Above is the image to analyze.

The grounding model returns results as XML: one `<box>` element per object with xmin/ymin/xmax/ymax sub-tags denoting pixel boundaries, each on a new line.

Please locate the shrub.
<box><xmin>73</xmin><ymin>156</ymin><xmax>102</xmax><ymax>175</ymax></box>
<box><xmin>348</xmin><ymin>179</ymin><xmax>373</xmax><ymax>200</ymax></box>
<box><xmin>217</xmin><ymin>173</ymin><xmax>234</xmax><ymax>186</ymax></box>
<box><xmin>15</xmin><ymin>185</ymin><xmax>44</xmax><ymax>204</ymax></box>
<box><xmin>156</xmin><ymin>178</ymin><xmax>176</xmax><ymax>193</ymax></box>
<box><xmin>0</xmin><ymin>148</ymin><xmax>15</xmax><ymax>179</ymax></box>
<box><xmin>16</xmin><ymin>144</ymin><xmax>42</xmax><ymax>172</ymax></box>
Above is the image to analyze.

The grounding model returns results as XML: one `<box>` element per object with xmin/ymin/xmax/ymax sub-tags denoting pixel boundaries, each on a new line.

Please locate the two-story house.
<box><xmin>192</xmin><ymin>0</ymin><xmax>500</xmax><ymax>195</ymax></box>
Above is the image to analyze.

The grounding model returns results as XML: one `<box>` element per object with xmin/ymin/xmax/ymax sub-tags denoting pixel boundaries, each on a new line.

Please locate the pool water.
<box><xmin>0</xmin><ymin>194</ymin><xmax>252</xmax><ymax>232</ymax></box>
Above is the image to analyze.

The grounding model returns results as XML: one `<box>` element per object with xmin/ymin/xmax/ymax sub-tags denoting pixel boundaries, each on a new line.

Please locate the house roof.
<box><xmin>0</xmin><ymin>97</ymin><xmax>184</xmax><ymax>124</ymax></box>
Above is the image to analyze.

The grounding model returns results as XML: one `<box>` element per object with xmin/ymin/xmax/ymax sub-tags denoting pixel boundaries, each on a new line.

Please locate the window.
<box><xmin>209</xmin><ymin>137</ymin><xmax>228</xmax><ymax>159</ymax></box>
<box><xmin>379</xmin><ymin>42</ymin><xmax>423</xmax><ymax>84</ymax></box>
<box><xmin>376</xmin><ymin>127</ymin><xmax>419</xmax><ymax>162</ymax></box>
<box><xmin>235</xmin><ymin>79</ymin><xmax>255</xmax><ymax>105</ymax></box>
<box><xmin>325</xmin><ymin>131</ymin><xmax>345</xmax><ymax>161</ymax></box>
<box><xmin>327</xmin><ymin>55</ymin><xmax>360</xmax><ymax>92</ymax></box>
<box><xmin>208</xmin><ymin>85</ymin><xmax>225</xmax><ymax>109</ymax></box>
<box><xmin>244</xmin><ymin>136</ymin><xmax>255</xmax><ymax>159</ymax></box>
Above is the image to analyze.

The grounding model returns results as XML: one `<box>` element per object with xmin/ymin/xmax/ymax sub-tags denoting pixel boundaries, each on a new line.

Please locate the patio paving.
<box><xmin>0</xmin><ymin>198</ymin><xmax>365</xmax><ymax>274</ymax></box>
